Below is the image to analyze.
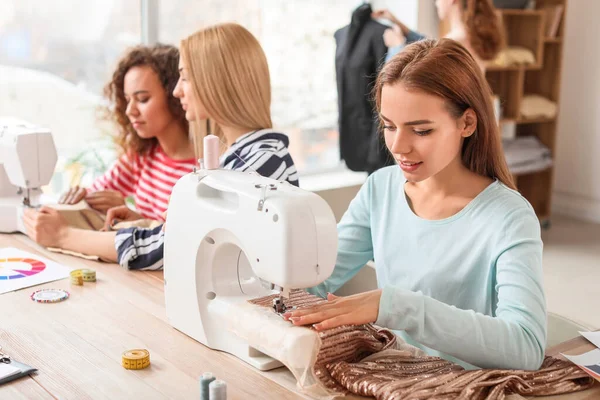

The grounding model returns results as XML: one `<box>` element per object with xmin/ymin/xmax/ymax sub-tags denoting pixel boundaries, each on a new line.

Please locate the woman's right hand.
<box><xmin>103</xmin><ymin>205</ymin><xmax>144</xmax><ymax>231</ymax></box>
<box><xmin>383</xmin><ymin>25</ymin><xmax>406</xmax><ymax>48</ymax></box>
<box><xmin>59</xmin><ymin>186</ymin><xmax>87</xmax><ymax>205</ymax></box>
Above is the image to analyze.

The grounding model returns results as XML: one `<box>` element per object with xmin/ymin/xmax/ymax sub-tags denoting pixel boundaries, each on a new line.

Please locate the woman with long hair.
<box><xmin>285</xmin><ymin>39</ymin><xmax>546</xmax><ymax>372</ymax></box>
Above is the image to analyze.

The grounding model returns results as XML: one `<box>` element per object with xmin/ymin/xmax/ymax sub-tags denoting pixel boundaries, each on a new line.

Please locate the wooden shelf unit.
<box><xmin>440</xmin><ymin>1</ymin><xmax>567</xmax><ymax>227</ymax></box>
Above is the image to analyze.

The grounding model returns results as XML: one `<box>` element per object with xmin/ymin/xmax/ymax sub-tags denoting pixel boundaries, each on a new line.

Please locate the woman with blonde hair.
<box><xmin>23</xmin><ymin>23</ymin><xmax>299</xmax><ymax>270</ymax></box>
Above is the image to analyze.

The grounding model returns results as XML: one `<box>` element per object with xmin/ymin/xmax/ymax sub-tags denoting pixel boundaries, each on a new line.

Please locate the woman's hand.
<box><xmin>372</xmin><ymin>9</ymin><xmax>410</xmax><ymax>36</ymax></box>
<box><xmin>383</xmin><ymin>25</ymin><xmax>406</xmax><ymax>48</ymax></box>
<box><xmin>371</xmin><ymin>9</ymin><xmax>400</xmax><ymax>26</ymax></box>
<box><xmin>103</xmin><ymin>205</ymin><xmax>144</xmax><ymax>231</ymax></box>
<box><xmin>22</xmin><ymin>206</ymin><xmax>69</xmax><ymax>248</ymax></box>
<box><xmin>85</xmin><ymin>190</ymin><xmax>125</xmax><ymax>213</ymax></box>
<box><xmin>59</xmin><ymin>186</ymin><xmax>87</xmax><ymax>205</ymax></box>
<box><xmin>283</xmin><ymin>290</ymin><xmax>383</xmax><ymax>331</ymax></box>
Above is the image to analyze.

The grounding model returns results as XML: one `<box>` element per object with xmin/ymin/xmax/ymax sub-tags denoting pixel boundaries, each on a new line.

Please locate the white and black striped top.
<box><xmin>220</xmin><ymin>129</ymin><xmax>299</xmax><ymax>186</ymax></box>
<box><xmin>115</xmin><ymin>129</ymin><xmax>299</xmax><ymax>271</ymax></box>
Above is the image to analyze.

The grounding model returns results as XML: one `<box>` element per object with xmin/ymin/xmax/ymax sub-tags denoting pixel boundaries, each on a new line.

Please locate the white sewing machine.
<box><xmin>164</xmin><ymin>168</ymin><xmax>338</xmax><ymax>370</ymax></box>
<box><xmin>0</xmin><ymin>118</ymin><xmax>57</xmax><ymax>233</ymax></box>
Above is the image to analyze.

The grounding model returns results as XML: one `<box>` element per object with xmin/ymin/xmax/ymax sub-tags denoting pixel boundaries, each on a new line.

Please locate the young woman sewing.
<box><xmin>285</xmin><ymin>39</ymin><xmax>546</xmax><ymax>372</ymax></box>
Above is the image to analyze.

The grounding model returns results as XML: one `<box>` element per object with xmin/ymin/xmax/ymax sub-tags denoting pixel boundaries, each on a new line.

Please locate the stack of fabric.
<box><xmin>490</xmin><ymin>46</ymin><xmax>536</xmax><ymax>67</ymax></box>
<box><xmin>503</xmin><ymin>136</ymin><xmax>553</xmax><ymax>175</ymax></box>
<box><xmin>521</xmin><ymin>95</ymin><xmax>558</xmax><ymax>120</ymax></box>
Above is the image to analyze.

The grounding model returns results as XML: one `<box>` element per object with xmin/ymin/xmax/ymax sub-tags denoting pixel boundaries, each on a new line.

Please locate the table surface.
<box><xmin>0</xmin><ymin>233</ymin><xmax>597</xmax><ymax>400</ymax></box>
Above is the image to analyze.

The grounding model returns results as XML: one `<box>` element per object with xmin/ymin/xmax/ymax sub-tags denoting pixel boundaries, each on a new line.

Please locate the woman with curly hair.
<box><xmin>59</xmin><ymin>44</ymin><xmax>196</xmax><ymax>220</ymax></box>
<box><xmin>374</xmin><ymin>0</ymin><xmax>505</xmax><ymax>70</ymax></box>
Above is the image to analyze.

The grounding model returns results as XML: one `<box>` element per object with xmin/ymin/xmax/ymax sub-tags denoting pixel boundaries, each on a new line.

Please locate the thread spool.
<box><xmin>199</xmin><ymin>372</ymin><xmax>216</xmax><ymax>400</ymax></box>
<box><xmin>209</xmin><ymin>379</ymin><xmax>227</xmax><ymax>400</ymax></box>
<box><xmin>203</xmin><ymin>134</ymin><xmax>219</xmax><ymax>170</ymax></box>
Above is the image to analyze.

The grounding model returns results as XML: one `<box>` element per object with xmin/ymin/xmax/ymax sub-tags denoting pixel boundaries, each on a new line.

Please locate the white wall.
<box><xmin>417</xmin><ymin>0</ymin><xmax>439</xmax><ymax>38</ymax></box>
<box><xmin>552</xmin><ymin>0</ymin><xmax>600</xmax><ymax>224</ymax></box>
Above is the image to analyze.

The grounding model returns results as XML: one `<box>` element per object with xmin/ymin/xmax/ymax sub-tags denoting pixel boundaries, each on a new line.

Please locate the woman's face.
<box><xmin>173</xmin><ymin>56</ymin><xmax>208</xmax><ymax>121</ymax></box>
<box><xmin>123</xmin><ymin>65</ymin><xmax>175</xmax><ymax>139</ymax></box>
<box><xmin>380</xmin><ymin>83</ymin><xmax>476</xmax><ymax>182</ymax></box>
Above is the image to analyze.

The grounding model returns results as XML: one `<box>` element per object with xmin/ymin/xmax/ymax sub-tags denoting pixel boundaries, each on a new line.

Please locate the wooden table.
<box><xmin>0</xmin><ymin>233</ymin><xmax>598</xmax><ymax>399</ymax></box>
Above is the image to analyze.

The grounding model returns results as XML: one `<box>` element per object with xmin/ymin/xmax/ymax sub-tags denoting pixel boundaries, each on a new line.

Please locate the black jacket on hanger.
<box><xmin>334</xmin><ymin>4</ymin><xmax>394</xmax><ymax>173</ymax></box>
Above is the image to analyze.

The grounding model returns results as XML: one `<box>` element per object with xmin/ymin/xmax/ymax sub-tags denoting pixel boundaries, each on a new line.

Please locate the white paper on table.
<box><xmin>0</xmin><ymin>363</ymin><xmax>20</xmax><ymax>380</ymax></box>
<box><xmin>580</xmin><ymin>331</ymin><xmax>600</xmax><ymax>349</ymax></box>
<box><xmin>562</xmin><ymin>348</ymin><xmax>600</xmax><ymax>382</ymax></box>
<box><xmin>0</xmin><ymin>247</ymin><xmax>72</xmax><ymax>295</ymax></box>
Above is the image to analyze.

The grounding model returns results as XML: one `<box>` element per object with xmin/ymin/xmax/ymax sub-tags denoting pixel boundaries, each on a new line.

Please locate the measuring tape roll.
<box><xmin>70</xmin><ymin>269</ymin><xmax>96</xmax><ymax>285</ymax></box>
<box><xmin>70</xmin><ymin>269</ymin><xmax>83</xmax><ymax>285</ymax></box>
<box><xmin>82</xmin><ymin>269</ymin><xmax>96</xmax><ymax>282</ymax></box>
<box><xmin>122</xmin><ymin>349</ymin><xmax>150</xmax><ymax>370</ymax></box>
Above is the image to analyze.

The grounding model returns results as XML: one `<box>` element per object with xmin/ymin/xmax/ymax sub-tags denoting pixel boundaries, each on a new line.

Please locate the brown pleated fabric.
<box><xmin>249</xmin><ymin>290</ymin><xmax>595</xmax><ymax>399</ymax></box>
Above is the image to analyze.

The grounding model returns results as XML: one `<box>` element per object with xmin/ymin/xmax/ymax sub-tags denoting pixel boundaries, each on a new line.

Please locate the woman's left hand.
<box><xmin>22</xmin><ymin>206</ymin><xmax>69</xmax><ymax>248</ymax></box>
<box><xmin>283</xmin><ymin>289</ymin><xmax>383</xmax><ymax>331</ymax></box>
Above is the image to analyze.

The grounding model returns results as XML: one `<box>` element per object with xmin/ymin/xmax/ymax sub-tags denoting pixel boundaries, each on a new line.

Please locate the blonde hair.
<box><xmin>180</xmin><ymin>23</ymin><xmax>272</xmax><ymax>157</ymax></box>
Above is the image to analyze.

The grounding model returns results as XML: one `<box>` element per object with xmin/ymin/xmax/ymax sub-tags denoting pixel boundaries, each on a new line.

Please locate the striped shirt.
<box><xmin>115</xmin><ymin>129</ymin><xmax>299</xmax><ymax>271</ymax></box>
<box><xmin>89</xmin><ymin>145</ymin><xmax>196</xmax><ymax>221</ymax></box>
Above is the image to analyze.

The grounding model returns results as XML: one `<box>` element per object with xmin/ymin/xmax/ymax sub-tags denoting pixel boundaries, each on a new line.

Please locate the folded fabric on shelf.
<box><xmin>503</xmin><ymin>136</ymin><xmax>553</xmax><ymax>175</ymax></box>
<box><xmin>491</xmin><ymin>46</ymin><xmax>536</xmax><ymax>66</ymax></box>
<box><xmin>521</xmin><ymin>94</ymin><xmax>558</xmax><ymax>119</ymax></box>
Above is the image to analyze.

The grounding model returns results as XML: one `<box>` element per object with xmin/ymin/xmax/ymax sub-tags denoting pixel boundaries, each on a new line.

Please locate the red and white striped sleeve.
<box><xmin>88</xmin><ymin>152</ymin><xmax>139</xmax><ymax>197</ymax></box>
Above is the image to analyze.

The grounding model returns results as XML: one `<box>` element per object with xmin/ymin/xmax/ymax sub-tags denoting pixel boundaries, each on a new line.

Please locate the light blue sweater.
<box><xmin>309</xmin><ymin>166</ymin><xmax>547</xmax><ymax>370</ymax></box>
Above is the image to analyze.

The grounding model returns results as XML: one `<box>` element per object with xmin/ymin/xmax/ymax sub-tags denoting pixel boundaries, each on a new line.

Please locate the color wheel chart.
<box><xmin>0</xmin><ymin>257</ymin><xmax>46</xmax><ymax>280</ymax></box>
<box><xmin>0</xmin><ymin>248</ymin><xmax>71</xmax><ymax>295</ymax></box>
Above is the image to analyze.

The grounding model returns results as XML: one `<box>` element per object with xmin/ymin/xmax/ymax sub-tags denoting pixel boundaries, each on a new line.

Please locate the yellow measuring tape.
<box><xmin>82</xmin><ymin>269</ymin><xmax>96</xmax><ymax>282</ymax></box>
<box><xmin>122</xmin><ymin>349</ymin><xmax>151</xmax><ymax>370</ymax></box>
<box><xmin>70</xmin><ymin>270</ymin><xmax>83</xmax><ymax>285</ymax></box>
<box><xmin>70</xmin><ymin>269</ymin><xmax>96</xmax><ymax>285</ymax></box>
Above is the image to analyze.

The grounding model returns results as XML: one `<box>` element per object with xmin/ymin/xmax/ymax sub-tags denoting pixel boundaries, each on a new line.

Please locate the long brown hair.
<box><xmin>374</xmin><ymin>38</ymin><xmax>515</xmax><ymax>190</ymax></box>
<box><xmin>462</xmin><ymin>0</ymin><xmax>505</xmax><ymax>61</ymax></box>
<box><xmin>103</xmin><ymin>44</ymin><xmax>188</xmax><ymax>155</ymax></box>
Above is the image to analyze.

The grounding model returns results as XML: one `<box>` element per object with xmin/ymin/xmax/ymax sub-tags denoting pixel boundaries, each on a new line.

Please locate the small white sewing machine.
<box><xmin>0</xmin><ymin>118</ymin><xmax>57</xmax><ymax>233</ymax></box>
<box><xmin>164</xmin><ymin>168</ymin><xmax>338</xmax><ymax>370</ymax></box>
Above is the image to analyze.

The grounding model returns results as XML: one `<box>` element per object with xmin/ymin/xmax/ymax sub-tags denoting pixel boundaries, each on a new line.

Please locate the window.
<box><xmin>0</xmin><ymin>0</ymin><xmax>140</xmax><ymax>195</ymax></box>
<box><xmin>1</xmin><ymin>0</ymin><xmax>363</xmax><ymax>198</ymax></box>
